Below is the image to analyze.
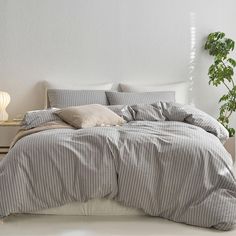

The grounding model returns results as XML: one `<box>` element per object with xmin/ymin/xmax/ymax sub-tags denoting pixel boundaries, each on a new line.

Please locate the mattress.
<box><xmin>30</xmin><ymin>199</ymin><xmax>145</xmax><ymax>216</ymax></box>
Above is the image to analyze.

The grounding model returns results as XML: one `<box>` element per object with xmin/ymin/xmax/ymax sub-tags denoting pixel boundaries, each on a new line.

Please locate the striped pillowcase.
<box><xmin>107</xmin><ymin>105</ymin><xmax>134</xmax><ymax>122</ymax></box>
<box><xmin>22</xmin><ymin>105</ymin><xmax>134</xmax><ymax>130</ymax></box>
<box><xmin>22</xmin><ymin>108</ymin><xmax>61</xmax><ymax>129</ymax></box>
<box><xmin>47</xmin><ymin>89</ymin><xmax>109</xmax><ymax>108</ymax></box>
<box><xmin>106</xmin><ymin>91</ymin><xmax>175</xmax><ymax>105</ymax></box>
<box><xmin>129</xmin><ymin>103</ymin><xmax>166</xmax><ymax>121</ymax></box>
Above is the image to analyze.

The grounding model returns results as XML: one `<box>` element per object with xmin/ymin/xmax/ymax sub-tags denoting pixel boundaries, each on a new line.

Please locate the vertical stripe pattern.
<box><xmin>105</xmin><ymin>91</ymin><xmax>176</xmax><ymax>105</ymax></box>
<box><xmin>48</xmin><ymin>89</ymin><xmax>109</xmax><ymax>108</ymax></box>
<box><xmin>0</xmin><ymin>103</ymin><xmax>235</xmax><ymax>231</ymax></box>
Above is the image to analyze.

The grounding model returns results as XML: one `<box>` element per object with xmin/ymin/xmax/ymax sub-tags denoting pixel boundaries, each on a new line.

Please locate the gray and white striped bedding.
<box><xmin>47</xmin><ymin>89</ymin><xmax>109</xmax><ymax>108</ymax></box>
<box><xmin>108</xmin><ymin>105</ymin><xmax>134</xmax><ymax>122</ymax></box>
<box><xmin>21</xmin><ymin>108</ymin><xmax>60</xmax><ymax>129</ymax></box>
<box><xmin>21</xmin><ymin>105</ymin><xmax>133</xmax><ymax>128</ymax></box>
<box><xmin>1</xmin><ymin>103</ymin><xmax>236</xmax><ymax>231</ymax></box>
<box><xmin>106</xmin><ymin>91</ymin><xmax>176</xmax><ymax>105</ymax></box>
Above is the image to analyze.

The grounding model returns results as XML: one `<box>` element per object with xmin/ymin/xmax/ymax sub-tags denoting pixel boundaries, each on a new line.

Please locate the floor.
<box><xmin>0</xmin><ymin>155</ymin><xmax>235</xmax><ymax>236</ymax></box>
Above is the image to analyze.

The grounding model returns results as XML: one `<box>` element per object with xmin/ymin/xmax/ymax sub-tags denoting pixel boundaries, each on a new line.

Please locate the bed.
<box><xmin>0</xmin><ymin>86</ymin><xmax>236</xmax><ymax>231</ymax></box>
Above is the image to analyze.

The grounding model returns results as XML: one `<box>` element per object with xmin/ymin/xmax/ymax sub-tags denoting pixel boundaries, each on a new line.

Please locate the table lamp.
<box><xmin>0</xmin><ymin>91</ymin><xmax>11</xmax><ymax>122</ymax></box>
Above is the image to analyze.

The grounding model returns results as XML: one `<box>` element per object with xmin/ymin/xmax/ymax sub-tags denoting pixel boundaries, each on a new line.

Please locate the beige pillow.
<box><xmin>55</xmin><ymin>104</ymin><xmax>126</xmax><ymax>128</ymax></box>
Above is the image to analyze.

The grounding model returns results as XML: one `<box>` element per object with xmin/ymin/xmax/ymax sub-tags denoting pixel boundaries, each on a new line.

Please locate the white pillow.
<box><xmin>120</xmin><ymin>82</ymin><xmax>189</xmax><ymax>105</ymax></box>
<box><xmin>44</xmin><ymin>81</ymin><xmax>113</xmax><ymax>90</ymax></box>
<box><xmin>43</xmin><ymin>81</ymin><xmax>113</xmax><ymax>108</ymax></box>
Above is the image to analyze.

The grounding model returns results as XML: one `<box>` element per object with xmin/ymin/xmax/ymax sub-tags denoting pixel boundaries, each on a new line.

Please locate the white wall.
<box><xmin>0</xmin><ymin>0</ymin><xmax>235</xmax><ymax>129</ymax></box>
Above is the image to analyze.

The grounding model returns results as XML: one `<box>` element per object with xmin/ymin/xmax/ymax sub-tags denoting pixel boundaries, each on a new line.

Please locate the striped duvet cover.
<box><xmin>0</xmin><ymin>103</ymin><xmax>236</xmax><ymax>230</ymax></box>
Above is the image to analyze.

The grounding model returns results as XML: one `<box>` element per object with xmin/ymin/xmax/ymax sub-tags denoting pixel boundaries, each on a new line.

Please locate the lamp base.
<box><xmin>0</xmin><ymin>111</ymin><xmax>9</xmax><ymax>122</ymax></box>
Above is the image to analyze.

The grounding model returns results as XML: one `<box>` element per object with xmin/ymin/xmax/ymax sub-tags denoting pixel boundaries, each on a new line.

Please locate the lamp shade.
<box><xmin>0</xmin><ymin>91</ymin><xmax>11</xmax><ymax>121</ymax></box>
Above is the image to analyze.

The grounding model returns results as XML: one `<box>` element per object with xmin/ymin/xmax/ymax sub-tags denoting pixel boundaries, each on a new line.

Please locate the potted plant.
<box><xmin>204</xmin><ymin>32</ymin><xmax>236</xmax><ymax>161</ymax></box>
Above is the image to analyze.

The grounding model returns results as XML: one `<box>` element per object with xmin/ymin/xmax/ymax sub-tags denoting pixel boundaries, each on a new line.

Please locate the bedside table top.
<box><xmin>0</xmin><ymin>121</ymin><xmax>22</xmax><ymax>126</ymax></box>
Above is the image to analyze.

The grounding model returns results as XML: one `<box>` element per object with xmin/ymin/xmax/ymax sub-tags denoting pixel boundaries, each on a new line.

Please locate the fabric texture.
<box><xmin>55</xmin><ymin>104</ymin><xmax>126</xmax><ymax>128</ymax></box>
<box><xmin>0</xmin><ymin>103</ymin><xmax>235</xmax><ymax>231</ymax></box>
<box><xmin>106</xmin><ymin>91</ymin><xmax>175</xmax><ymax>105</ymax></box>
<box><xmin>21</xmin><ymin>108</ymin><xmax>61</xmax><ymax>129</ymax></box>
<box><xmin>161</xmin><ymin>102</ymin><xmax>229</xmax><ymax>143</ymax></box>
<box><xmin>11</xmin><ymin>120</ymin><xmax>72</xmax><ymax>148</ymax></box>
<box><xmin>107</xmin><ymin>105</ymin><xmax>134</xmax><ymax>122</ymax></box>
<box><xmin>129</xmin><ymin>103</ymin><xmax>165</xmax><ymax>121</ymax></box>
<box><xmin>44</xmin><ymin>81</ymin><xmax>113</xmax><ymax>108</ymax></box>
<box><xmin>32</xmin><ymin>198</ymin><xmax>145</xmax><ymax>216</ymax></box>
<box><xmin>120</xmin><ymin>81</ymin><xmax>189</xmax><ymax>104</ymax></box>
<box><xmin>47</xmin><ymin>89</ymin><xmax>109</xmax><ymax>108</ymax></box>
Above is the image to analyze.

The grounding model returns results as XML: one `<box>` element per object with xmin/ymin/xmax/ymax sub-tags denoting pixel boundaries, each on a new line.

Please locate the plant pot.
<box><xmin>224</xmin><ymin>136</ymin><xmax>235</xmax><ymax>163</ymax></box>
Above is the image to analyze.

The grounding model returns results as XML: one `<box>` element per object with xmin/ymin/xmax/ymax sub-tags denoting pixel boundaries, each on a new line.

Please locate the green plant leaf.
<box><xmin>205</xmin><ymin>31</ymin><xmax>236</xmax><ymax>136</ymax></box>
<box><xmin>228</xmin><ymin>58</ymin><xmax>236</xmax><ymax>67</ymax></box>
<box><xmin>219</xmin><ymin>94</ymin><xmax>229</xmax><ymax>102</ymax></box>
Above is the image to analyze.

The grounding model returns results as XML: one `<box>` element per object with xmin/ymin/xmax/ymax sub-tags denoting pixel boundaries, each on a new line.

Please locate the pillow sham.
<box><xmin>44</xmin><ymin>81</ymin><xmax>113</xmax><ymax>108</ymax></box>
<box><xmin>120</xmin><ymin>82</ymin><xmax>189</xmax><ymax>104</ymax></box>
<box><xmin>129</xmin><ymin>103</ymin><xmax>165</xmax><ymax>121</ymax></box>
<box><xmin>107</xmin><ymin>105</ymin><xmax>134</xmax><ymax>122</ymax></box>
<box><xmin>22</xmin><ymin>108</ymin><xmax>61</xmax><ymax>129</ymax></box>
<box><xmin>47</xmin><ymin>89</ymin><xmax>109</xmax><ymax>108</ymax></box>
<box><xmin>106</xmin><ymin>91</ymin><xmax>175</xmax><ymax>105</ymax></box>
<box><xmin>44</xmin><ymin>81</ymin><xmax>113</xmax><ymax>90</ymax></box>
<box><xmin>55</xmin><ymin>104</ymin><xmax>126</xmax><ymax>129</ymax></box>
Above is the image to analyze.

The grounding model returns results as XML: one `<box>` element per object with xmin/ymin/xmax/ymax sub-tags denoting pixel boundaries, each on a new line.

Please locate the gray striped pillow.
<box><xmin>47</xmin><ymin>89</ymin><xmax>109</xmax><ymax>108</ymax></box>
<box><xmin>107</xmin><ymin>105</ymin><xmax>134</xmax><ymax>122</ymax></box>
<box><xmin>129</xmin><ymin>103</ymin><xmax>166</xmax><ymax>121</ymax></box>
<box><xmin>22</xmin><ymin>108</ymin><xmax>61</xmax><ymax>129</ymax></box>
<box><xmin>106</xmin><ymin>91</ymin><xmax>175</xmax><ymax>105</ymax></box>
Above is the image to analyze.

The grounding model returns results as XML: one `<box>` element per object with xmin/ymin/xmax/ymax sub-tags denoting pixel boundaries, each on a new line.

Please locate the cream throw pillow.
<box><xmin>55</xmin><ymin>104</ymin><xmax>125</xmax><ymax>128</ymax></box>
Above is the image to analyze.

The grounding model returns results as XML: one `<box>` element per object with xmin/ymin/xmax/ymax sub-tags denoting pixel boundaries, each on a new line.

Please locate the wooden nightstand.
<box><xmin>0</xmin><ymin>121</ymin><xmax>21</xmax><ymax>154</ymax></box>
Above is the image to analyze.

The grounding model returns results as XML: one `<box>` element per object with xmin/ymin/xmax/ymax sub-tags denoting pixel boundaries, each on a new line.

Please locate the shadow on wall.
<box><xmin>188</xmin><ymin>11</ymin><xmax>220</xmax><ymax>117</ymax></box>
<box><xmin>8</xmin><ymin>81</ymin><xmax>45</xmax><ymax>119</ymax></box>
<box><xmin>31</xmin><ymin>81</ymin><xmax>46</xmax><ymax>110</ymax></box>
